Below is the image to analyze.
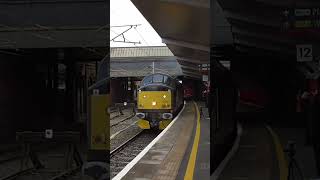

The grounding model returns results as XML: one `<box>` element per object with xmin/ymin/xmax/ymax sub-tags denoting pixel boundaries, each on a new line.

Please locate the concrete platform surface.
<box><xmin>272</xmin><ymin>127</ymin><xmax>319</xmax><ymax>179</ymax></box>
<box><xmin>119</xmin><ymin>102</ymin><xmax>195</xmax><ymax>180</ymax></box>
<box><xmin>217</xmin><ymin>121</ymin><xmax>279</xmax><ymax>180</ymax></box>
<box><xmin>112</xmin><ymin>101</ymin><xmax>210</xmax><ymax>180</ymax></box>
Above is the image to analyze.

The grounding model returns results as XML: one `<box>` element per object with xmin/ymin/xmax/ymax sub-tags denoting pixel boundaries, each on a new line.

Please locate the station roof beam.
<box><xmin>131</xmin><ymin>0</ymin><xmax>210</xmax><ymax>79</ymax></box>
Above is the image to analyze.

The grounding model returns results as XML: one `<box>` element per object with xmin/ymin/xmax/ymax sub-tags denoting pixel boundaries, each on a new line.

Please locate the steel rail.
<box><xmin>0</xmin><ymin>168</ymin><xmax>35</xmax><ymax>180</ymax></box>
<box><xmin>110</xmin><ymin>130</ymin><xmax>144</xmax><ymax>158</ymax></box>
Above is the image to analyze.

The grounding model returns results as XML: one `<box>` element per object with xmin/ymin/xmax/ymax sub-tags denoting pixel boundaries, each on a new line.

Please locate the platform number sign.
<box><xmin>297</xmin><ymin>45</ymin><xmax>313</xmax><ymax>62</ymax></box>
<box><xmin>202</xmin><ymin>75</ymin><xmax>208</xmax><ymax>82</ymax></box>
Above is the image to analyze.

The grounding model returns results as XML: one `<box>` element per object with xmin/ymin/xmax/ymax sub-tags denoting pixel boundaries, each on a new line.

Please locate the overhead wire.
<box><xmin>134</xmin><ymin>26</ymin><xmax>184</xmax><ymax>76</ymax></box>
<box><xmin>0</xmin><ymin>24</ymin><xmax>108</xmax><ymax>57</ymax></box>
<box><xmin>133</xmin><ymin>25</ymin><xmax>157</xmax><ymax>76</ymax></box>
<box><xmin>110</xmin><ymin>29</ymin><xmax>134</xmax><ymax>43</ymax></box>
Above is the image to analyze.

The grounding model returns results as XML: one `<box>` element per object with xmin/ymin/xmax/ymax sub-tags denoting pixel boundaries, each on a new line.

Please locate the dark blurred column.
<box><xmin>211</xmin><ymin>59</ymin><xmax>237</xmax><ymax>172</ymax></box>
<box><xmin>84</xmin><ymin>64</ymin><xmax>88</xmax><ymax>114</ymax></box>
<box><xmin>53</xmin><ymin>63</ymin><xmax>58</xmax><ymax>92</ymax></box>
<box><xmin>65</xmin><ymin>60</ymin><xmax>76</xmax><ymax>124</ymax></box>
<box><xmin>52</xmin><ymin>63</ymin><xmax>59</xmax><ymax>121</ymax></box>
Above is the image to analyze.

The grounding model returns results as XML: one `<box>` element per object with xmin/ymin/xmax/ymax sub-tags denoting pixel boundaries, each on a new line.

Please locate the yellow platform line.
<box><xmin>184</xmin><ymin>102</ymin><xmax>201</xmax><ymax>180</ymax></box>
<box><xmin>265</xmin><ymin>125</ymin><xmax>288</xmax><ymax>180</ymax></box>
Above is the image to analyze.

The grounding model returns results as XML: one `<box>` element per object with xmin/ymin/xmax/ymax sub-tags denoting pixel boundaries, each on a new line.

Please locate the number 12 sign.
<box><xmin>297</xmin><ymin>44</ymin><xmax>313</xmax><ymax>62</ymax></box>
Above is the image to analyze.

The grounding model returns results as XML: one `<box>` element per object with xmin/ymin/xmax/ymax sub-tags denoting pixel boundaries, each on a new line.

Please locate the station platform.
<box><xmin>112</xmin><ymin>101</ymin><xmax>210</xmax><ymax>180</ymax></box>
<box><xmin>213</xmin><ymin>121</ymin><xmax>279</xmax><ymax>180</ymax></box>
<box><xmin>212</xmin><ymin>118</ymin><xmax>320</xmax><ymax>180</ymax></box>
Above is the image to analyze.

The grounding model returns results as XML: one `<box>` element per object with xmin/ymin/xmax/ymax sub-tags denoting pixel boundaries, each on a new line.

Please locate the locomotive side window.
<box><xmin>164</xmin><ymin>76</ymin><xmax>172</xmax><ymax>86</ymax></box>
<box><xmin>169</xmin><ymin>78</ymin><xmax>175</xmax><ymax>88</ymax></box>
<box><xmin>163</xmin><ymin>76</ymin><xmax>168</xmax><ymax>83</ymax></box>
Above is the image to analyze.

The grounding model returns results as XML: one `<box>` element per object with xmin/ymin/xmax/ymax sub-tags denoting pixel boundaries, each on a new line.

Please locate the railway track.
<box><xmin>110</xmin><ymin>106</ymin><xmax>135</xmax><ymax>121</ymax></box>
<box><xmin>1</xmin><ymin>168</ymin><xmax>35</xmax><ymax>180</ymax></box>
<box><xmin>0</xmin><ymin>154</ymin><xmax>23</xmax><ymax>164</ymax></box>
<box><xmin>0</xmin><ymin>144</ymin><xmax>83</xmax><ymax>180</ymax></box>
<box><xmin>47</xmin><ymin>166</ymin><xmax>81</xmax><ymax>180</ymax></box>
<box><xmin>0</xmin><ymin>143</ymin><xmax>56</xmax><ymax>171</ymax></box>
<box><xmin>110</xmin><ymin>130</ymin><xmax>144</xmax><ymax>158</ymax></box>
<box><xmin>110</xmin><ymin>111</ymin><xmax>138</xmax><ymax>139</ymax></box>
<box><xmin>0</xmin><ymin>166</ymin><xmax>81</xmax><ymax>180</ymax></box>
<box><xmin>110</xmin><ymin>110</ymin><xmax>121</xmax><ymax>119</ymax></box>
<box><xmin>110</xmin><ymin>130</ymin><xmax>160</xmax><ymax>178</ymax></box>
<box><xmin>110</xmin><ymin>113</ymin><xmax>135</xmax><ymax>128</ymax></box>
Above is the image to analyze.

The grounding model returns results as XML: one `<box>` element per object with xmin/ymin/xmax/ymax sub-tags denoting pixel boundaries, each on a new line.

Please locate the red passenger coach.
<box><xmin>184</xmin><ymin>86</ymin><xmax>193</xmax><ymax>99</ymax></box>
<box><xmin>238</xmin><ymin>88</ymin><xmax>268</xmax><ymax>108</ymax></box>
<box><xmin>183</xmin><ymin>81</ymin><xmax>194</xmax><ymax>99</ymax></box>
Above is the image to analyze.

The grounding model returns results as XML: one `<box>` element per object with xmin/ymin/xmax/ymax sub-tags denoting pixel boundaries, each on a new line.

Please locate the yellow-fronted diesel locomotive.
<box><xmin>136</xmin><ymin>73</ymin><xmax>184</xmax><ymax>130</ymax></box>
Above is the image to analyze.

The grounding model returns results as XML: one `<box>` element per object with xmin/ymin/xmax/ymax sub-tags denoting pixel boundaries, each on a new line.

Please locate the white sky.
<box><xmin>110</xmin><ymin>0</ymin><xmax>166</xmax><ymax>47</ymax></box>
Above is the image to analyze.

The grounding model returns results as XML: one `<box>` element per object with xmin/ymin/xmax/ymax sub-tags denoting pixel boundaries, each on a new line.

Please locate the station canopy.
<box><xmin>215</xmin><ymin>0</ymin><xmax>320</xmax><ymax>58</ymax></box>
<box><xmin>110</xmin><ymin>46</ymin><xmax>183</xmax><ymax>78</ymax></box>
<box><xmin>131</xmin><ymin>0</ymin><xmax>210</xmax><ymax>79</ymax></box>
<box><xmin>0</xmin><ymin>1</ymin><xmax>107</xmax><ymax>49</ymax></box>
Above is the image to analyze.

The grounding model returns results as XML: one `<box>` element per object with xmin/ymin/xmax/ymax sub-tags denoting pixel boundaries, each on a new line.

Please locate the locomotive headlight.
<box><xmin>136</xmin><ymin>113</ymin><xmax>145</xmax><ymax>119</ymax></box>
<box><xmin>143</xmin><ymin>95</ymin><xmax>146</xmax><ymax>98</ymax></box>
<box><xmin>152</xmin><ymin>101</ymin><xmax>157</xmax><ymax>106</ymax></box>
<box><xmin>163</xmin><ymin>95</ymin><xmax>166</xmax><ymax>98</ymax></box>
<box><xmin>162</xmin><ymin>113</ymin><xmax>173</xmax><ymax>119</ymax></box>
